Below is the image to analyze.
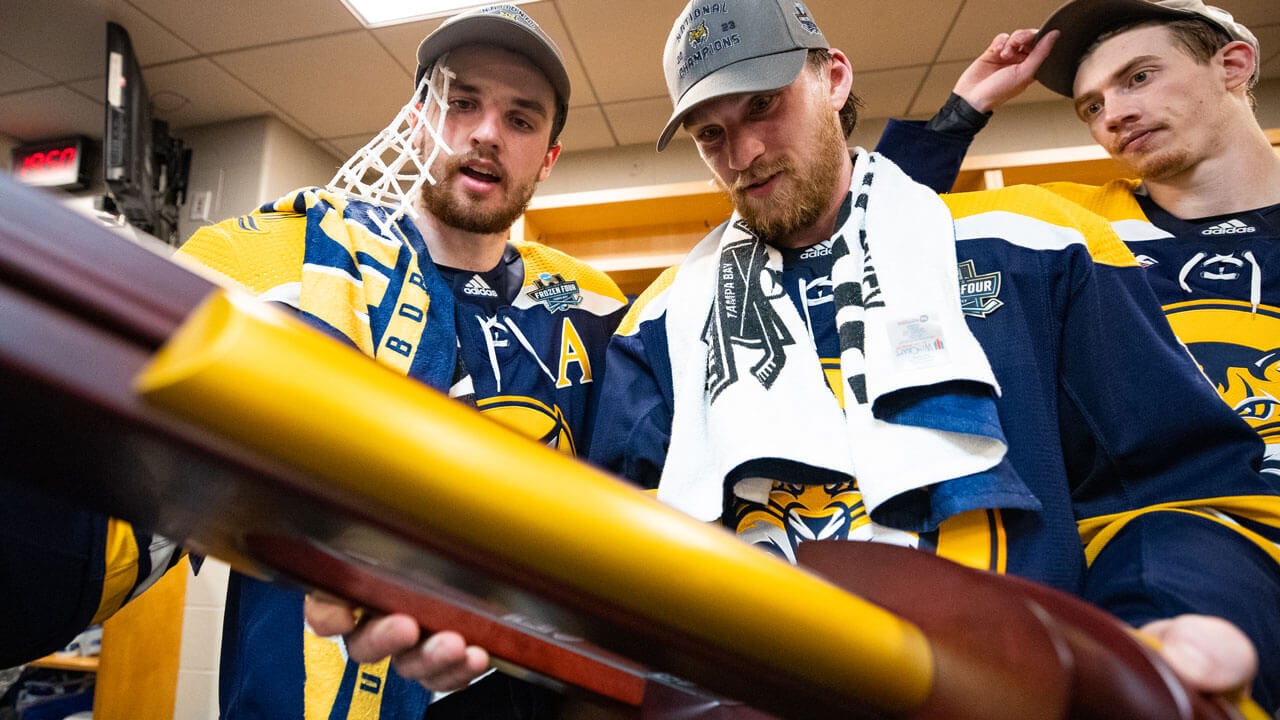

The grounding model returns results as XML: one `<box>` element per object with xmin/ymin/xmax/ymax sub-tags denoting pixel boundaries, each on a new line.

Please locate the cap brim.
<box><xmin>1034</xmin><ymin>0</ymin><xmax>1199</xmax><ymax>96</ymax></box>
<box><xmin>416</xmin><ymin>15</ymin><xmax>570</xmax><ymax>106</ymax></box>
<box><xmin>656</xmin><ymin>48</ymin><xmax>810</xmax><ymax>151</ymax></box>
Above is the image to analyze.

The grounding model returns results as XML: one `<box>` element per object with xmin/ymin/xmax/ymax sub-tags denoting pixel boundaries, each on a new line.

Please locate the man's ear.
<box><xmin>825</xmin><ymin>49</ymin><xmax>855</xmax><ymax>111</ymax></box>
<box><xmin>1218</xmin><ymin>40</ymin><xmax>1256</xmax><ymax>91</ymax></box>
<box><xmin>538</xmin><ymin>142</ymin><xmax>562</xmax><ymax>183</ymax></box>
<box><xmin>409</xmin><ymin>102</ymin><xmax>426</xmax><ymax>150</ymax></box>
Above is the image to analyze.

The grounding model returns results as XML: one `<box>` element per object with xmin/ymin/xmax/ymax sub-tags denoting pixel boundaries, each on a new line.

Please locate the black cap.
<box><xmin>1034</xmin><ymin>0</ymin><xmax>1260</xmax><ymax>97</ymax></box>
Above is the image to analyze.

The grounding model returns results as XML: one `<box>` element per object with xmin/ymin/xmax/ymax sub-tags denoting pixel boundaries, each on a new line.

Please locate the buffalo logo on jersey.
<box><xmin>725</xmin><ymin>478</ymin><xmax>920</xmax><ymax>563</ymax></box>
<box><xmin>527</xmin><ymin>272</ymin><xmax>582</xmax><ymax>313</ymax></box>
<box><xmin>476</xmin><ymin>396</ymin><xmax>576</xmax><ymax>455</ymax></box>
<box><xmin>729</xmin><ymin>482</ymin><xmax>869</xmax><ymax>563</ymax></box>
<box><xmin>1166</xmin><ymin>301</ymin><xmax>1280</xmax><ymax>478</ymax></box>
<box><xmin>957</xmin><ymin>259</ymin><xmax>1003</xmax><ymax>318</ymax></box>
<box><xmin>705</xmin><ymin>231</ymin><xmax>795</xmax><ymax>401</ymax></box>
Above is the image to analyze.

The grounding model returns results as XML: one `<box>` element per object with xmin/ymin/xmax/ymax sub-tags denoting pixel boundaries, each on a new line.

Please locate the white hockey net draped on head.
<box><xmin>325</xmin><ymin>59</ymin><xmax>455</xmax><ymax>235</ymax></box>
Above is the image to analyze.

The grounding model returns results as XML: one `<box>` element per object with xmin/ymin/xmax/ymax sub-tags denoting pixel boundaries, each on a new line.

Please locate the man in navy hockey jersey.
<box><xmin>178</xmin><ymin>5</ymin><xmax>631</xmax><ymax>718</ymax></box>
<box><xmin>586</xmin><ymin>0</ymin><xmax>1280</xmax><ymax>712</ymax></box>
<box><xmin>878</xmin><ymin>0</ymin><xmax>1280</xmax><ymax>482</ymax></box>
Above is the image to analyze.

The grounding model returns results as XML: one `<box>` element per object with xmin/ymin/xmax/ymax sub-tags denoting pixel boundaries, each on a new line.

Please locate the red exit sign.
<box><xmin>12</xmin><ymin>137</ymin><xmax>89</xmax><ymax>190</ymax></box>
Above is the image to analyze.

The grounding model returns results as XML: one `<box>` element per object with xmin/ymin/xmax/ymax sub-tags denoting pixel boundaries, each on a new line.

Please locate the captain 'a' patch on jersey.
<box><xmin>1166</xmin><ymin>300</ymin><xmax>1280</xmax><ymax>478</ymax></box>
<box><xmin>459</xmin><ymin>309</ymin><xmax>599</xmax><ymax>456</ymax></box>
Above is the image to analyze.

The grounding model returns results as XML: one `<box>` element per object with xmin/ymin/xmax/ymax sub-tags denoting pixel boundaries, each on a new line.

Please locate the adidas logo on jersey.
<box><xmin>799</xmin><ymin>239</ymin><xmax>835</xmax><ymax>260</ymax></box>
<box><xmin>1201</xmin><ymin>219</ymin><xmax>1256</xmax><ymax>235</ymax></box>
<box><xmin>798</xmin><ymin>238</ymin><xmax>839</xmax><ymax>257</ymax></box>
<box><xmin>463</xmin><ymin>275</ymin><xmax>499</xmax><ymax>297</ymax></box>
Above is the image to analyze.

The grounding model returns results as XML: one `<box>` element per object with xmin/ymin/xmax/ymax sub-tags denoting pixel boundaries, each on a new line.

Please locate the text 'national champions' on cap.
<box><xmin>658</xmin><ymin>0</ymin><xmax>829</xmax><ymax>150</ymax></box>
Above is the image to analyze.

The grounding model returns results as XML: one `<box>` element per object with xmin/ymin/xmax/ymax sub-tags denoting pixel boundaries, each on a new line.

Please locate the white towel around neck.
<box><xmin>660</xmin><ymin>150</ymin><xmax>1009</xmax><ymax>525</ymax></box>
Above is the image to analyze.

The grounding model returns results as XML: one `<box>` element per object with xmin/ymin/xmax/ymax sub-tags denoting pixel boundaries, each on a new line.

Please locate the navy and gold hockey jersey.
<box><xmin>879</xmin><ymin>119</ymin><xmax>1280</xmax><ymax>480</ymax></box>
<box><xmin>588</xmin><ymin>183</ymin><xmax>1280</xmax><ymax>710</ymax></box>
<box><xmin>176</xmin><ymin>189</ymin><xmax>628</xmax><ymax>719</ymax></box>
<box><xmin>0</xmin><ymin>481</ymin><xmax>183</xmax><ymax>667</ymax></box>
<box><xmin>1039</xmin><ymin>179</ymin><xmax>1280</xmax><ymax>480</ymax></box>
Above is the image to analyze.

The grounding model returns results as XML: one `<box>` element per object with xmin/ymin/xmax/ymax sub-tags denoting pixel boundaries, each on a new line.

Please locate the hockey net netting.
<box><xmin>325</xmin><ymin>62</ymin><xmax>455</xmax><ymax>234</ymax></box>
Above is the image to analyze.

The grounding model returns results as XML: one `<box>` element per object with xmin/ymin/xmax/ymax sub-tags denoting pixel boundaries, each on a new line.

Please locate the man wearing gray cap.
<box><xmin>174</xmin><ymin>4</ymin><xmax>626</xmax><ymax>718</ymax></box>
<box><xmin>586</xmin><ymin>0</ymin><xmax>1278</xmax><ymax>714</ymax></box>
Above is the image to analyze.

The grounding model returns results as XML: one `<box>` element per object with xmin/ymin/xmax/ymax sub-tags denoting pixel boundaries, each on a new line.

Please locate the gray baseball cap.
<box><xmin>415</xmin><ymin>4</ymin><xmax>570</xmax><ymax>112</ymax></box>
<box><xmin>658</xmin><ymin>0</ymin><xmax>829</xmax><ymax>151</ymax></box>
<box><xmin>1034</xmin><ymin>0</ymin><xmax>1260</xmax><ymax>97</ymax></box>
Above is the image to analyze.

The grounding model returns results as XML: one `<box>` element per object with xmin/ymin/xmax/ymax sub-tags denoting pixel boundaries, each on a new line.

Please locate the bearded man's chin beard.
<box><xmin>726</xmin><ymin>164</ymin><xmax>829</xmax><ymax>241</ymax></box>
<box><xmin>418</xmin><ymin>165</ymin><xmax>536</xmax><ymax>235</ymax></box>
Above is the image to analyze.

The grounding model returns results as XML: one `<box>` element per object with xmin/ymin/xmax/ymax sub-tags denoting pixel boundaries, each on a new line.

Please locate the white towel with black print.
<box><xmin>661</xmin><ymin>150</ymin><xmax>1021</xmax><ymax>528</ymax></box>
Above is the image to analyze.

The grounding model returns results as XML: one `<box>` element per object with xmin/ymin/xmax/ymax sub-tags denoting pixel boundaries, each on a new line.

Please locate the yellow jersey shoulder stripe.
<box><xmin>943</xmin><ymin>185</ymin><xmax>1138</xmax><ymax>268</ymax></box>
<box><xmin>616</xmin><ymin>264</ymin><xmax>681</xmax><ymax>336</ymax></box>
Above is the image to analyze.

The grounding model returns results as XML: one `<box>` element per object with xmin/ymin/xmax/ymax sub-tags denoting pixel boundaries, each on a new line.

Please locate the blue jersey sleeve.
<box><xmin>587</xmin><ymin>305</ymin><xmax>677</xmax><ymax>490</ymax></box>
<box><xmin>0</xmin><ymin>480</ymin><xmax>185</xmax><ymax>666</ymax></box>
<box><xmin>874</xmin><ymin>119</ymin><xmax>971</xmax><ymax>194</ymax></box>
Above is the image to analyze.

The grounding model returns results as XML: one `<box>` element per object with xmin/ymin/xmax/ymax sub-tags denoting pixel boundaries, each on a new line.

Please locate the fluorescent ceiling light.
<box><xmin>340</xmin><ymin>0</ymin><xmax>536</xmax><ymax>28</ymax></box>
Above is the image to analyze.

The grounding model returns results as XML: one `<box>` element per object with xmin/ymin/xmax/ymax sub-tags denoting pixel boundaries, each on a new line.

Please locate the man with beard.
<box><xmin>170</xmin><ymin>5</ymin><xmax>628</xmax><ymax>718</ymax></box>
<box><xmin>581</xmin><ymin>0</ymin><xmax>1280</xmax><ymax>712</ymax></box>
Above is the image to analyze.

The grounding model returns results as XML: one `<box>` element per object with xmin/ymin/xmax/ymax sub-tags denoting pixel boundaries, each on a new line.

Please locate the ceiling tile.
<box><xmin>214</xmin><ymin>32</ymin><xmax>408</xmax><ymax>140</ymax></box>
<box><xmin>806</xmin><ymin>0</ymin><xmax>963</xmax><ymax>73</ymax></box>
<box><xmin>558</xmin><ymin>0</ymin><xmax>670</xmax><ymax>104</ymax></box>
<box><xmin>936</xmin><ymin>0</ymin><xmax>1067</xmax><ymax>62</ymax></box>
<box><xmin>0</xmin><ymin>54</ymin><xmax>54</xmax><ymax>95</ymax></box>
<box><xmin>558</xmin><ymin>104</ymin><xmax>617</xmax><ymax>152</ymax></box>
<box><xmin>0</xmin><ymin>86</ymin><xmax>103</xmax><ymax>142</ymax></box>
<box><xmin>315</xmin><ymin>139</ymin><xmax>347</xmax><ymax>164</ymax></box>
<box><xmin>324</xmin><ymin>134</ymin><xmax>370</xmax><ymax>162</ymax></box>
<box><xmin>907</xmin><ymin>60</ymin><xmax>968</xmax><ymax>118</ymax></box>
<box><xmin>369</xmin><ymin>18</ymin><xmax>448</xmax><ymax>89</ymax></box>
<box><xmin>108</xmin><ymin>2</ymin><xmax>202</xmax><ymax>65</ymax></box>
<box><xmin>0</xmin><ymin>0</ymin><xmax>196</xmax><ymax>84</ymax></box>
<box><xmin>1</xmin><ymin>0</ymin><xmax>109</xmax><ymax>82</ymax></box>
<box><xmin>602</xmin><ymin>97</ymin><xmax>675</xmax><ymax>148</ymax></box>
<box><xmin>129</xmin><ymin>0</ymin><xmax>362</xmax><ymax>54</ymax></box>
<box><xmin>851</xmin><ymin>66</ymin><xmax>930</xmax><ymax>121</ymax></box>
<box><xmin>138</xmin><ymin>58</ymin><xmax>279</xmax><ymax>131</ymax></box>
